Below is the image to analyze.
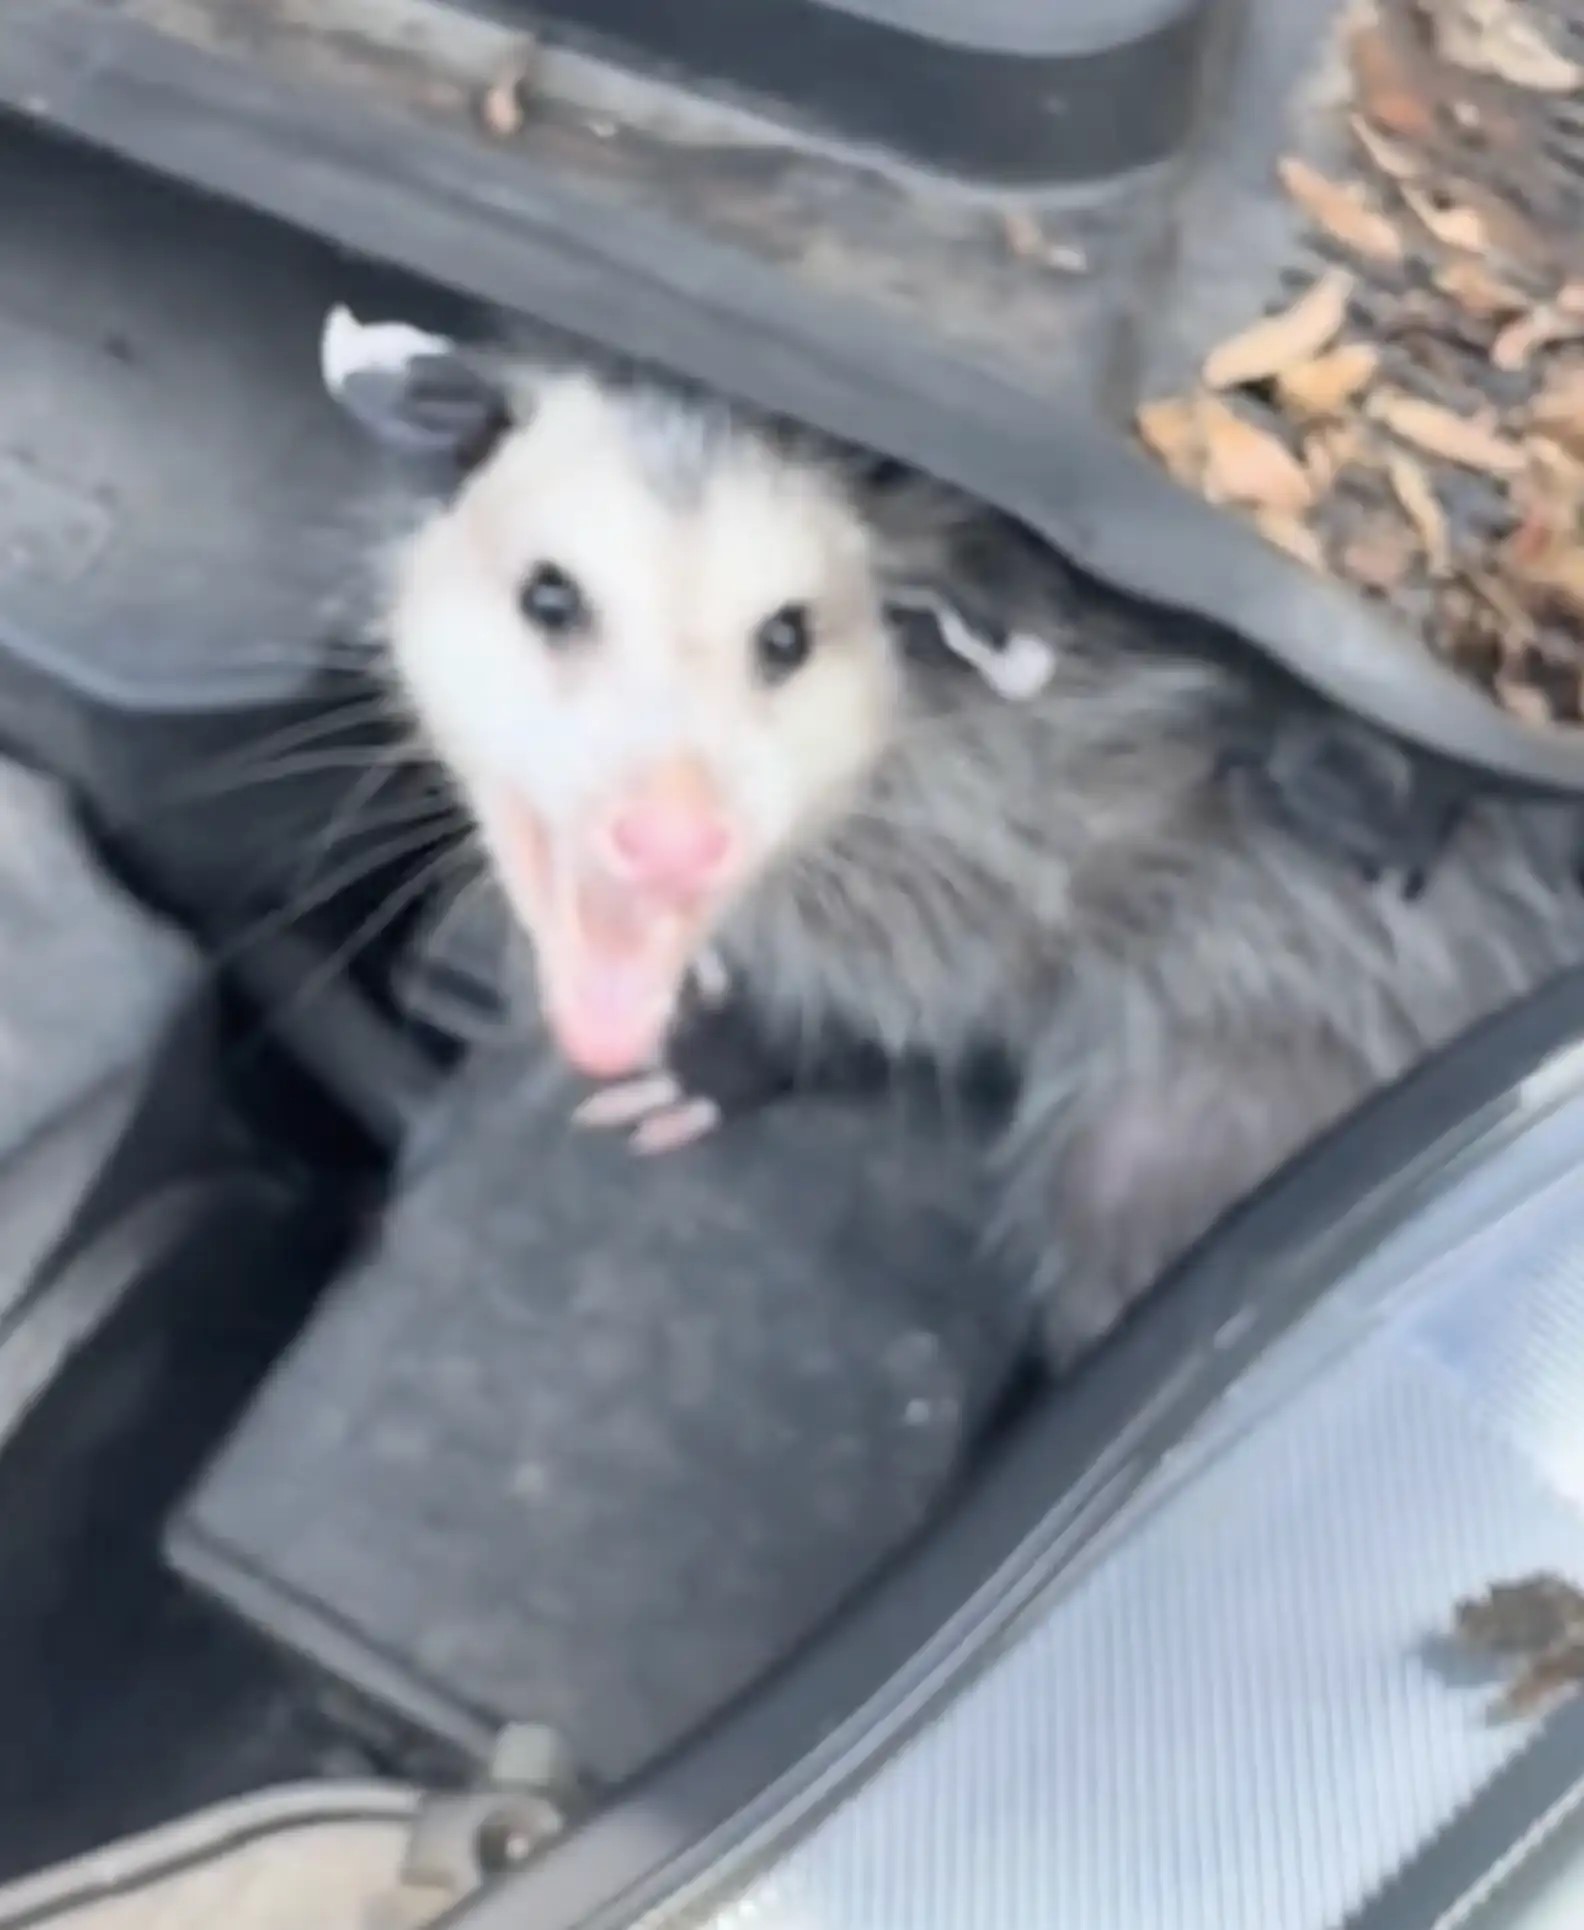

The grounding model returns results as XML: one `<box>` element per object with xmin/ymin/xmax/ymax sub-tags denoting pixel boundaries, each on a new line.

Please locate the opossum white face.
<box><xmin>390</xmin><ymin>376</ymin><xmax>902</xmax><ymax>1078</ymax></box>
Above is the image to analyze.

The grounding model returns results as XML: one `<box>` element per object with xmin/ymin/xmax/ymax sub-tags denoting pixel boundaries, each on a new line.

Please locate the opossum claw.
<box><xmin>572</xmin><ymin>1073</ymin><xmax>722</xmax><ymax>1156</ymax></box>
<box><xmin>572</xmin><ymin>1073</ymin><xmax>682</xmax><ymax>1131</ymax></box>
<box><xmin>631</xmin><ymin>1096</ymin><xmax>724</xmax><ymax>1155</ymax></box>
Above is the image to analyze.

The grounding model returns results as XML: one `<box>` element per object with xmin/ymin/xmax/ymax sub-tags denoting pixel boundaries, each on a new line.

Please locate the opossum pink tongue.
<box><xmin>542</xmin><ymin>867</ymin><xmax>695</xmax><ymax>1079</ymax></box>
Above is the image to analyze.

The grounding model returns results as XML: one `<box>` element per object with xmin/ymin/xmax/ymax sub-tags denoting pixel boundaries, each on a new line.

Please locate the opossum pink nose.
<box><xmin>604</xmin><ymin>759</ymin><xmax>733</xmax><ymax>894</ymax></box>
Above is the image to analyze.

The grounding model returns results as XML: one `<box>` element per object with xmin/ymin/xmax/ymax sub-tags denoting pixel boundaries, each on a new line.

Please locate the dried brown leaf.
<box><xmin>1278</xmin><ymin>157</ymin><xmax>1404</xmax><ymax>265</ymax></box>
<box><xmin>1348</xmin><ymin>22</ymin><xmax>1439</xmax><ymax>139</ymax></box>
<box><xmin>1511</xmin><ymin>432</ymin><xmax>1584</xmax><ymax>530</ymax></box>
<box><xmin>1253</xmin><ymin>508</ymin><xmax>1326</xmax><ymax>570</ymax></box>
<box><xmin>1525</xmin><ymin>439</ymin><xmax>1584</xmax><ymax>503</ymax></box>
<box><xmin>1529</xmin><ymin>366</ymin><xmax>1584</xmax><ymax>456</ymax></box>
<box><xmin>1349</xmin><ymin>112</ymin><xmax>1420</xmax><ymax>179</ymax></box>
<box><xmin>1457</xmin><ymin>1576</ymin><xmax>1584</xmax><ymax>1653</ymax></box>
<box><xmin>1000</xmin><ymin>208</ymin><xmax>1044</xmax><ymax>260</ymax></box>
<box><xmin>1433</xmin><ymin>0</ymin><xmax>1584</xmax><ymax>93</ymax></box>
<box><xmin>1386</xmin><ymin>452</ymin><xmax>1451</xmax><ymax>575</ymax></box>
<box><xmin>1202</xmin><ymin>272</ymin><xmax>1354</xmax><ymax>390</ymax></box>
<box><xmin>1503</xmin><ymin>518</ymin><xmax>1584</xmax><ymax>619</ymax></box>
<box><xmin>1135</xmin><ymin>396</ymin><xmax>1204</xmax><ymax>488</ymax></box>
<box><xmin>1495</xmin><ymin>1640</ymin><xmax>1584</xmax><ymax>1715</ymax></box>
<box><xmin>1304</xmin><ymin>420</ymin><xmax>1370</xmax><ymax>493</ymax></box>
<box><xmin>999</xmin><ymin>209</ymin><xmax>1086</xmax><ymax>273</ymax></box>
<box><xmin>1196</xmin><ymin>395</ymin><xmax>1315</xmax><ymax>512</ymax></box>
<box><xmin>1469</xmin><ymin>568</ymin><xmax>1540</xmax><ymax>641</ymax></box>
<box><xmin>1493</xmin><ymin>678</ymin><xmax>1559</xmax><ymax>728</ymax></box>
<box><xmin>1364</xmin><ymin>387</ymin><xmax>1525</xmax><ymax>475</ymax></box>
<box><xmin>1399</xmin><ymin>185</ymin><xmax>1489</xmax><ymax>254</ymax></box>
<box><xmin>1493</xmin><ymin>304</ymin><xmax>1584</xmax><ymax>371</ymax></box>
<box><xmin>1433</xmin><ymin>258</ymin><xmax>1528</xmax><ymax>321</ymax></box>
<box><xmin>1459</xmin><ymin>1576</ymin><xmax>1584</xmax><ymax>1707</ymax></box>
<box><xmin>1339</xmin><ymin>516</ymin><xmax>1418</xmax><ymax>593</ymax></box>
<box><xmin>478</xmin><ymin>44</ymin><xmax>539</xmax><ymax>137</ymax></box>
<box><xmin>1274</xmin><ymin>342</ymin><xmax>1380</xmax><ymax>419</ymax></box>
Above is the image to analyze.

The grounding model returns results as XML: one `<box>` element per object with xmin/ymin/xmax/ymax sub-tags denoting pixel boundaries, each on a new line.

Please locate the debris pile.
<box><xmin>1453</xmin><ymin>1572</ymin><xmax>1584</xmax><ymax>1719</ymax></box>
<box><xmin>1138</xmin><ymin>0</ymin><xmax>1584</xmax><ymax>726</ymax></box>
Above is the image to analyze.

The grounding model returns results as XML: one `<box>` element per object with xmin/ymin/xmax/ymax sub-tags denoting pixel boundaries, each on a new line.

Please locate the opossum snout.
<box><xmin>599</xmin><ymin>755</ymin><xmax>735</xmax><ymax>900</ymax></box>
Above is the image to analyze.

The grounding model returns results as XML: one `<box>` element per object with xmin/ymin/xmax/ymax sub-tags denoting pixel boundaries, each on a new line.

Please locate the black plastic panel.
<box><xmin>0</xmin><ymin>132</ymin><xmax>461</xmax><ymax>1133</ymax></box>
<box><xmin>492</xmin><ymin>0</ymin><xmax>1219</xmax><ymax>181</ymax></box>
<box><xmin>13</xmin><ymin>0</ymin><xmax>1584</xmax><ymax>788</ymax></box>
<box><xmin>0</xmin><ymin>131</ymin><xmax>470</xmax><ymax>717</ymax></box>
<box><xmin>170</xmin><ymin>1046</ymin><xmax>1028</xmax><ymax>1788</ymax></box>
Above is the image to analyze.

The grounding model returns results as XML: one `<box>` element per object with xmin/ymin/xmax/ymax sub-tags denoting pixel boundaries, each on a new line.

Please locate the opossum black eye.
<box><xmin>755</xmin><ymin>603</ymin><xmax>812</xmax><ymax>684</ymax></box>
<box><xmin>519</xmin><ymin>563</ymin><xmax>589</xmax><ymax>642</ymax></box>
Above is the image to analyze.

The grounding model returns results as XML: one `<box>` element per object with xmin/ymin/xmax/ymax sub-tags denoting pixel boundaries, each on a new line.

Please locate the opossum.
<box><xmin>322</xmin><ymin>307</ymin><xmax>1584</xmax><ymax>1364</ymax></box>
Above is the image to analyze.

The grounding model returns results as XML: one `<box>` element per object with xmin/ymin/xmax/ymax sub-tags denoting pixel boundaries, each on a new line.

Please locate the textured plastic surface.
<box><xmin>0</xmin><ymin>755</ymin><xmax>200</xmax><ymax>1343</ymax></box>
<box><xmin>0</xmin><ymin>133</ymin><xmax>469</xmax><ymax>1064</ymax></box>
<box><xmin>655</xmin><ymin>1096</ymin><xmax>1584</xmax><ymax>1930</ymax></box>
<box><xmin>0</xmin><ymin>759</ymin><xmax>195</xmax><ymax>1182</ymax></box>
<box><xmin>0</xmin><ymin>135</ymin><xmax>410</xmax><ymax>711</ymax></box>
<box><xmin>494</xmin><ymin>0</ymin><xmax>1217</xmax><ymax>180</ymax></box>
<box><xmin>171</xmin><ymin>1039</ymin><xmax>1028</xmax><ymax>1784</ymax></box>
<box><xmin>814</xmin><ymin>0</ymin><xmax>1190</xmax><ymax>54</ymax></box>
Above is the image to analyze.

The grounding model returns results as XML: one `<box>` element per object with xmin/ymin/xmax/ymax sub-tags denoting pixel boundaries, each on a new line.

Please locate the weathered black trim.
<box><xmin>472</xmin><ymin>0</ymin><xmax>1217</xmax><ymax>182</ymax></box>
<box><xmin>1350</xmin><ymin>1693</ymin><xmax>1584</xmax><ymax>1930</ymax></box>
<box><xmin>8</xmin><ymin>3</ymin><xmax>1584</xmax><ymax>788</ymax></box>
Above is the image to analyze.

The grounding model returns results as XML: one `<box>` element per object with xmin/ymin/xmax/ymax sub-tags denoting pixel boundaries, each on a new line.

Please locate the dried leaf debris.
<box><xmin>1203</xmin><ymin>272</ymin><xmax>1354</xmax><ymax>389</ymax></box>
<box><xmin>1432</xmin><ymin>0</ymin><xmax>1584</xmax><ymax>94</ymax></box>
<box><xmin>1275</xmin><ymin>343</ymin><xmax>1379</xmax><ymax>419</ymax></box>
<box><xmin>1364</xmin><ymin>389</ymin><xmax>1524</xmax><ymax>475</ymax></box>
<box><xmin>1278</xmin><ymin>158</ymin><xmax>1405</xmax><ymax>263</ymax></box>
<box><xmin>1453</xmin><ymin>1574</ymin><xmax>1584</xmax><ymax>1720</ymax></box>
<box><xmin>1134</xmin><ymin>0</ymin><xmax>1584</xmax><ymax>727</ymax></box>
<box><xmin>1387</xmin><ymin>451</ymin><xmax>1451</xmax><ymax>573</ymax></box>
<box><xmin>477</xmin><ymin>39</ymin><xmax>541</xmax><ymax>138</ymax></box>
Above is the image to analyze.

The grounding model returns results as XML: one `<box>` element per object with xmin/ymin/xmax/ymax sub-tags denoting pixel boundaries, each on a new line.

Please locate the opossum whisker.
<box><xmin>161</xmin><ymin>738</ymin><xmax>435</xmax><ymax>806</ymax></box>
<box><xmin>145</xmin><ymin>699</ymin><xmax>418</xmax><ymax>813</ymax></box>
<box><xmin>252</xmin><ymin>635</ymin><xmax>382</xmax><ymax>665</ymax></box>
<box><xmin>289</xmin><ymin>768</ymin><xmax>459</xmax><ymax>894</ymax></box>
<box><xmin>400</xmin><ymin>871</ymin><xmax>531</xmax><ymax>1055</ymax></box>
<box><xmin>203</xmin><ymin>638</ymin><xmax>387</xmax><ymax>681</ymax></box>
<box><xmin>289</xmin><ymin>787</ymin><xmax>463</xmax><ymax>894</ymax></box>
<box><xmin>251</xmin><ymin>840</ymin><xmax>484</xmax><ymax>1040</ymax></box>
<box><xmin>220</xmin><ymin>818</ymin><xmax>469</xmax><ymax>966</ymax></box>
<box><xmin>182</xmin><ymin>693</ymin><xmax>407</xmax><ymax>782</ymax></box>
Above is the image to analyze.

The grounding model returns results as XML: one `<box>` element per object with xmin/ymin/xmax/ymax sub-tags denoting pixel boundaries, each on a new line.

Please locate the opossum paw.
<box><xmin>572</xmin><ymin>1073</ymin><xmax>681</xmax><ymax>1130</ymax></box>
<box><xmin>1033</xmin><ymin>1262</ymin><xmax>1139</xmax><ymax>1372</ymax></box>
<box><xmin>571</xmin><ymin>1073</ymin><xmax>722</xmax><ymax>1155</ymax></box>
<box><xmin>630</xmin><ymin>1095</ymin><xmax>723</xmax><ymax>1155</ymax></box>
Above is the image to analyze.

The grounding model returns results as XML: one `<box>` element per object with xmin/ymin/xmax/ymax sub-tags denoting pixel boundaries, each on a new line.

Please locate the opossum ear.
<box><xmin>320</xmin><ymin>306</ymin><xmax>511</xmax><ymax>473</ymax></box>
<box><xmin>883</xmin><ymin>585</ymin><xmax>1056</xmax><ymax>702</ymax></box>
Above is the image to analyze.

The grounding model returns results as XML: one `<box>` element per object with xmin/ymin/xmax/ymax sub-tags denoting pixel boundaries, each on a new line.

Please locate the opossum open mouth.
<box><xmin>544</xmin><ymin>869</ymin><xmax>699</xmax><ymax>1078</ymax></box>
<box><xmin>501</xmin><ymin>796</ymin><xmax>702</xmax><ymax>1078</ymax></box>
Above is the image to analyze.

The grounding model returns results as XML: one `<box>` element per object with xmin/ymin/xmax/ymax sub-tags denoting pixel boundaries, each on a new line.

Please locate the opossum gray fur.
<box><xmin>713</xmin><ymin>614</ymin><xmax>1584</xmax><ymax>1357</ymax></box>
<box><xmin>323</xmin><ymin>310</ymin><xmax>1584</xmax><ymax>1365</ymax></box>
